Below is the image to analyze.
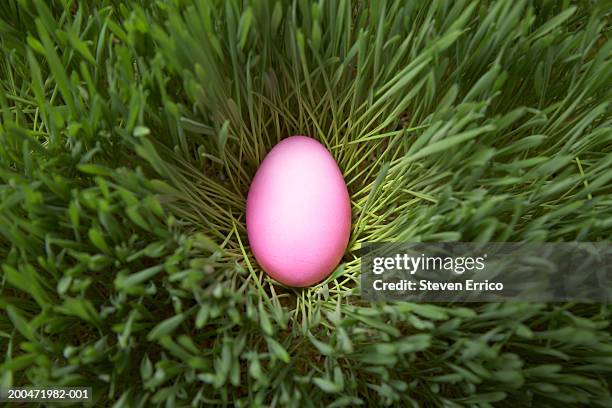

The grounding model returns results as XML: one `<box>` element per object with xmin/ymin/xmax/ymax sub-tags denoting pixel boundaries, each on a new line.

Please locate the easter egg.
<box><xmin>246</xmin><ymin>136</ymin><xmax>351</xmax><ymax>287</ymax></box>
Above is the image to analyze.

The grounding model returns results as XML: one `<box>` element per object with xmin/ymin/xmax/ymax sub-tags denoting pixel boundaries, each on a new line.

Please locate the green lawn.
<box><xmin>0</xmin><ymin>0</ymin><xmax>611</xmax><ymax>406</ymax></box>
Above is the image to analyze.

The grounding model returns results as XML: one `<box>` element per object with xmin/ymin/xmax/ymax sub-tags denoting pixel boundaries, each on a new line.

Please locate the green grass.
<box><xmin>1</xmin><ymin>0</ymin><xmax>611</xmax><ymax>406</ymax></box>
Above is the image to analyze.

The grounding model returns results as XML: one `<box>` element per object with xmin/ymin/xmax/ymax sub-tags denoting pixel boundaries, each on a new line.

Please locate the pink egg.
<box><xmin>246</xmin><ymin>136</ymin><xmax>351</xmax><ymax>287</ymax></box>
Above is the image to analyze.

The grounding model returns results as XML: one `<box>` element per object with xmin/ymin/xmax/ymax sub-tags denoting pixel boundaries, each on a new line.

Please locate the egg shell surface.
<box><xmin>246</xmin><ymin>136</ymin><xmax>351</xmax><ymax>287</ymax></box>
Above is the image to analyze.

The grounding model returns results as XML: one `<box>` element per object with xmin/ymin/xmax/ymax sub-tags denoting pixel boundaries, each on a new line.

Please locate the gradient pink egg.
<box><xmin>246</xmin><ymin>136</ymin><xmax>351</xmax><ymax>287</ymax></box>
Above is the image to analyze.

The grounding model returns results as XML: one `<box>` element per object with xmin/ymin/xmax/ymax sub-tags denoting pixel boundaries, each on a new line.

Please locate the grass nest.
<box><xmin>0</xmin><ymin>1</ymin><xmax>611</xmax><ymax>406</ymax></box>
